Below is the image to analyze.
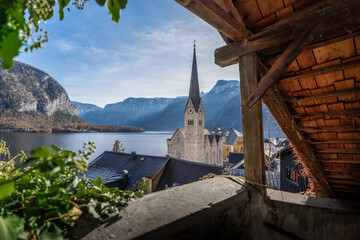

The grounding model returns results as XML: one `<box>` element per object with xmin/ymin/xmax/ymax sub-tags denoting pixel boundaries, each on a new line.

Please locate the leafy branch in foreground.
<box><xmin>0</xmin><ymin>0</ymin><xmax>128</xmax><ymax>69</ymax></box>
<box><xmin>0</xmin><ymin>140</ymin><xmax>147</xmax><ymax>240</ymax></box>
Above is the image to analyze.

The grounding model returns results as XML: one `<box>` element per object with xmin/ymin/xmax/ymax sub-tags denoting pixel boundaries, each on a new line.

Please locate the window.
<box><xmin>188</xmin><ymin>119</ymin><xmax>194</xmax><ymax>126</ymax></box>
<box><xmin>199</xmin><ymin>120</ymin><xmax>202</xmax><ymax>126</ymax></box>
<box><xmin>287</xmin><ymin>168</ymin><xmax>299</xmax><ymax>183</ymax></box>
<box><xmin>227</xmin><ymin>147</ymin><xmax>229</xmax><ymax>151</ymax></box>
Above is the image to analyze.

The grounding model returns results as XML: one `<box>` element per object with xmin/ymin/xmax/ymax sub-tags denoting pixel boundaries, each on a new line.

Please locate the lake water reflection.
<box><xmin>0</xmin><ymin>131</ymin><xmax>174</xmax><ymax>161</ymax></box>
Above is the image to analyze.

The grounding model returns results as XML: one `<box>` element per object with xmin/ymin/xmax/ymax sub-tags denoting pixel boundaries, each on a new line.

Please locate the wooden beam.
<box><xmin>293</xmin><ymin>110</ymin><xmax>360</xmax><ymax>119</ymax></box>
<box><xmin>319</xmin><ymin>159</ymin><xmax>360</xmax><ymax>164</ymax></box>
<box><xmin>284</xmin><ymin>88</ymin><xmax>360</xmax><ymax>104</ymax></box>
<box><xmin>308</xmin><ymin>139</ymin><xmax>360</xmax><ymax>144</ymax></box>
<box><xmin>246</xmin><ymin>24</ymin><xmax>318</xmax><ymax>108</ymax></box>
<box><xmin>316</xmin><ymin>149</ymin><xmax>360</xmax><ymax>154</ymax></box>
<box><xmin>281</xmin><ymin>60</ymin><xmax>360</xmax><ymax>82</ymax></box>
<box><xmin>262</xmin><ymin>85</ymin><xmax>333</xmax><ymax>196</ymax></box>
<box><xmin>215</xmin><ymin>0</ymin><xmax>360</xmax><ymax>67</ymax></box>
<box><xmin>175</xmin><ymin>0</ymin><xmax>249</xmax><ymax>40</ymax></box>
<box><xmin>239</xmin><ymin>53</ymin><xmax>266</xmax><ymax>193</ymax></box>
<box><xmin>300</xmin><ymin>125</ymin><xmax>360</xmax><ymax>133</ymax></box>
<box><xmin>222</xmin><ymin>0</ymin><xmax>244</xmax><ymax>25</ymax></box>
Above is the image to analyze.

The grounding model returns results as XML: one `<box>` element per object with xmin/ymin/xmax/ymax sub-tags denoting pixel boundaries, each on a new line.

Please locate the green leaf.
<box><xmin>0</xmin><ymin>216</ymin><xmax>27</xmax><ymax>240</ymax></box>
<box><xmin>119</xmin><ymin>0</ymin><xmax>127</xmax><ymax>8</ymax></box>
<box><xmin>134</xmin><ymin>191</ymin><xmax>143</xmax><ymax>198</ymax></box>
<box><xmin>0</xmin><ymin>31</ymin><xmax>22</xmax><ymax>69</ymax></box>
<box><xmin>51</xmin><ymin>144</ymin><xmax>62</xmax><ymax>152</ymax></box>
<box><xmin>30</xmin><ymin>147</ymin><xmax>51</xmax><ymax>158</ymax></box>
<box><xmin>38</xmin><ymin>222</ymin><xmax>63</xmax><ymax>240</ymax></box>
<box><xmin>96</xmin><ymin>0</ymin><xmax>106</xmax><ymax>6</ymax></box>
<box><xmin>107</xmin><ymin>0</ymin><xmax>121</xmax><ymax>23</ymax></box>
<box><xmin>0</xmin><ymin>179</ymin><xmax>15</xmax><ymax>200</ymax></box>
<box><xmin>58</xmin><ymin>0</ymin><xmax>70</xmax><ymax>21</ymax></box>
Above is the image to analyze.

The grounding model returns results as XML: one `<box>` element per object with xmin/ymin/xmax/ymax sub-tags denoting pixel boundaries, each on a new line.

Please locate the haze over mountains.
<box><xmin>74</xmin><ymin>80</ymin><xmax>283</xmax><ymax>137</ymax></box>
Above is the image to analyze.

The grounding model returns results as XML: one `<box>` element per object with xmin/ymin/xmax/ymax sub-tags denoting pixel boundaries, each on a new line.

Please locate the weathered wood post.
<box><xmin>239</xmin><ymin>52</ymin><xmax>266</xmax><ymax>193</ymax></box>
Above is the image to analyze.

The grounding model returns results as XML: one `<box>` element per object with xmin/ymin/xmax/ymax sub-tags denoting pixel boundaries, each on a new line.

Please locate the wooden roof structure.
<box><xmin>176</xmin><ymin>0</ymin><xmax>360</xmax><ymax>199</ymax></box>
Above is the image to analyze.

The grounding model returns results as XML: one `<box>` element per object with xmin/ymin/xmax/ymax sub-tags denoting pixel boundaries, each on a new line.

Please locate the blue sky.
<box><xmin>16</xmin><ymin>0</ymin><xmax>239</xmax><ymax>107</ymax></box>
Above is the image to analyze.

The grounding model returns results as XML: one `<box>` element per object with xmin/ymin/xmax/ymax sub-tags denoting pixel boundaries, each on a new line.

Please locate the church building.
<box><xmin>167</xmin><ymin>44</ymin><xmax>223</xmax><ymax>166</ymax></box>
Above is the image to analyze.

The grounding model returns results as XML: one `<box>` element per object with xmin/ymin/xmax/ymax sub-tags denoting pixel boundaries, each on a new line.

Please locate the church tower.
<box><xmin>184</xmin><ymin>42</ymin><xmax>205</xmax><ymax>163</ymax></box>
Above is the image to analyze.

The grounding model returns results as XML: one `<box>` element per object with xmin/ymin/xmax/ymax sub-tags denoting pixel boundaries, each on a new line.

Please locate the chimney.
<box><xmin>131</xmin><ymin>151</ymin><xmax>136</xmax><ymax>160</ymax></box>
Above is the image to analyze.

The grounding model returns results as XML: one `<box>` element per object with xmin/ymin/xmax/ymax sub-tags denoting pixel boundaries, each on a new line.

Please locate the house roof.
<box><xmin>176</xmin><ymin>0</ymin><xmax>360</xmax><ymax>199</ymax></box>
<box><xmin>229</xmin><ymin>152</ymin><xmax>244</xmax><ymax>164</ymax></box>
<box><xmin>86</xmin><ymin>151</ymin><xmax>168</xmax><ymax>191</ymax></box>
<box><xmin>155</xmin><ymin>157</ymin><xmax>224</xmax><ymax>191</ymax></box>
<box><xmin>189</xmin><ymin>45</ymin><xmax>201</xmax><ymax>112</ymax></box>
<box><xmin>220</xmin><ymin>128</ymin><xmax>243</xmax><ymax>145</ymax></box>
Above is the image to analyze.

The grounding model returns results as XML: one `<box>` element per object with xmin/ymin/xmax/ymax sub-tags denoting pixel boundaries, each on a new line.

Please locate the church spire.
<box><xmin>189</xmin><ymin>40</ymin><xmax>201</xmax><ymax>112</ymax></box>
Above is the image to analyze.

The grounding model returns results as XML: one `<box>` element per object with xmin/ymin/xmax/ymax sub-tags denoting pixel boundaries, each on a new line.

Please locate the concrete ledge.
<box><xmin>70</xmin><ymin>177</ymin><xmax>360</xmax><ymax>240</ymax></box>
<box><xmin>267</xmin><ymin>189</ymin><xmax>360</xmax><ymax>214</ymax></box>
<box><xmin>70</xmin><ymin>177</ymin><xmax>249</xmax><ymax>239</ymax></box>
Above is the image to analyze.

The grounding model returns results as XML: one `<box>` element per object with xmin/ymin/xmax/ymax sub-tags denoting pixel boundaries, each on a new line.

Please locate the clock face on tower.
<box><xmin>188</xmin><ymin>108</ymin><xmax>193</xmax><ymax>114</ymax></box>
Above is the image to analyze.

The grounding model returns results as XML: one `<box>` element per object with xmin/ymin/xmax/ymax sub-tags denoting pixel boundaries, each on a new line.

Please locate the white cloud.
<box><xmin>59</xmin><ymin>16</ymin><xmax>239</xmax><ymax>107</ymax></box>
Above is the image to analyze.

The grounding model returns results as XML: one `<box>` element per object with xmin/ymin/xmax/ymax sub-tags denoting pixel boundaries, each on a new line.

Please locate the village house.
<box><xmin>217</xmin><ymin>128</ymin><xmax>244</xmax><ymax>160</ymax></box>
<box><xmin>167</xmin><ymin>44</ymin><xmax>223</xmax><ymax>166</ymax></box>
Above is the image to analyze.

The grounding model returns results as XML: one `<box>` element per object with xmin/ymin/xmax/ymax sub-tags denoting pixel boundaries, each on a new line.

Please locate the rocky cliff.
<box><xmin>0</xmin><ymin>61</ymin><xmax>77</xmax><ymax>116</ymax></box>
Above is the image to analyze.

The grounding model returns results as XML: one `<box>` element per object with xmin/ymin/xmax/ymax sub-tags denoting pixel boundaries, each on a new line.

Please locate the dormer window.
<box><xmin>199</xmin><ymin>109</ymin><xmax>202</xmax><ymax>113</ymax></box>
<box><xmin>188</xmin><ymin>108</ymin><xmax>193</xmax><ymax>114</ymax></box>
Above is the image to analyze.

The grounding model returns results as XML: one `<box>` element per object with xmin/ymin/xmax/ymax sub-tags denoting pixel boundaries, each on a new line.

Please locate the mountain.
<box><xmin>77</xmin><ymin>80</ymin><xmax>282</xmax><ymax>137</ymax></box>
<box><xmin>0</xmin><ymin>61</ymin><xmax>76</xmax><ymax>116</ymax></box>
<box><xmin>73</xmin><ymin>101</ymin><xmax>102</xmax><ymax>115</ymax></box>
<box><xmin>0</xmin><ymin>61</ymin><xmax>144</xmax><ymax>133</ymax></box>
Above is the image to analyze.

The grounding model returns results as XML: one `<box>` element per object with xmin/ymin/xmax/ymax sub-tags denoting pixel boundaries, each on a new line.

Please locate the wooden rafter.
<box><xmin>281</xmin><ymin>60</ymin><xmax>360</xmax><ymax>82</ymax></box>
<box><xmin>284</xmin><ymin>88</ymin><xmax>360</xmax><ymax>104</ymax></box>
<box><xmin>246</xmin><ymin>24</ymin><xmax>319</xmax><ymax>108</ymax></box>
<box><xmin>175</xmin><ymin>0</ymin><xmax>249</xmax><ymax>40</ymax></box>
<box><xmin>214</xmin><ymin>0</ymin><xmax>360</xmax><ymax>67</ymax></box>
<box><xmin>319</xmin><ymin>159</ymin><xmax>360</xmax><ymax>164</ymax></box>
<box><xmin>316</xmin><ymin>149</ymin><xmax>360</xmax><ymax>154</ymax></box>
<box><xmin>308</xmin><ymin>139</ymin><xmax>360</xmax><ymax>144</ymax></box>
<box><xmin>293</xmin><ymin>110</ymin><xmax>360</xmax><ymax>119</ymax></box>
<box><xmin>301</xmin><ymin>125</ymin><xmax>360</xmax><ymax>133</ymax></box>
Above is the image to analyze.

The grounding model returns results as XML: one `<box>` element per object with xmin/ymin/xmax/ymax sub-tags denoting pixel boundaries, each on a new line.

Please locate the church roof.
<box><xmin>188</xmin><ymin>45</ymin><xmax>201</xmax><ymax>112</ymax></box>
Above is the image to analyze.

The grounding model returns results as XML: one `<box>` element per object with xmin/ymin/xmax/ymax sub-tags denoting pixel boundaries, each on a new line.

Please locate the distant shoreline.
<box><xmin>0</xmin><ymin>126</ymin><xmax>145</xmax><ymax>134</ymax></box>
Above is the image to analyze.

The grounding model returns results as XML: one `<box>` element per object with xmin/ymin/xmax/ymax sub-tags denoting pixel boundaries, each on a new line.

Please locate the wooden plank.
<box><xmin>301</xmin><ymin>125</ymin><xmax>360</xmax><ymax>132</ymax></box>
<box><xmin>175</xmin><ymin>0</ymin><xmax>249</xmax><ymax>40</ymax></box>
<box><xmin>284</xmin><ymin>87</ymin><xmax>360</xmax><ymax>103</ymax></box>
<box><xmin>262</xmin><ymin>85</ymin><xmax>333</xmax><ymax>196</ymax></box>
<box><xmin>239</xmin><ymin>53</ymin><xmax>266</xmax><ymax>193</ymax></box>
<box><xmin>293</xmin><ymin>109</ymin><xmax>360</xmax><ymax>119</ymax></box>
<box><xmin>319</xmin><ymin>159</ymin><xmax>360</xmax><ymax>164</ymax></box>
<box><xmin>316</xmin><ymin>149</ymin><xmax>360</xmax><ymax>154</ymax></box>
<box><xmin>308</xmin><ymin>139</ymin><xmax>360</xmax><ymax>144</ymax></box>
<box><xmin>282</xmin><ymin>60</ymin><xmax>360</xmax><ymax>82</ymax></box>
<box><xmin>214</xmin><ymin>0</ymin><xmax>360</xmax><ymax>67</ymax></box>
<box><xmin>246</xmin><ymin>24</ymin><xmax>319</xmax><ymax>108</ymax></box>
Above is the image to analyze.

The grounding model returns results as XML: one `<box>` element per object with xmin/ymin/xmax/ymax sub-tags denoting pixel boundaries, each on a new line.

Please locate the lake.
<box><xmin>0</xmin><ymin>131</ymin><xmax>174</xmax><ymax>161</ymax></box>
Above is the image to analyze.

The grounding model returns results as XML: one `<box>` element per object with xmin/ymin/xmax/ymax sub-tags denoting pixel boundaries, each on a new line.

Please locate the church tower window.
<box><xmin>199</xmin><ymin>120</ymin><xmax>202</xmax><ymax>126</ymax></box>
